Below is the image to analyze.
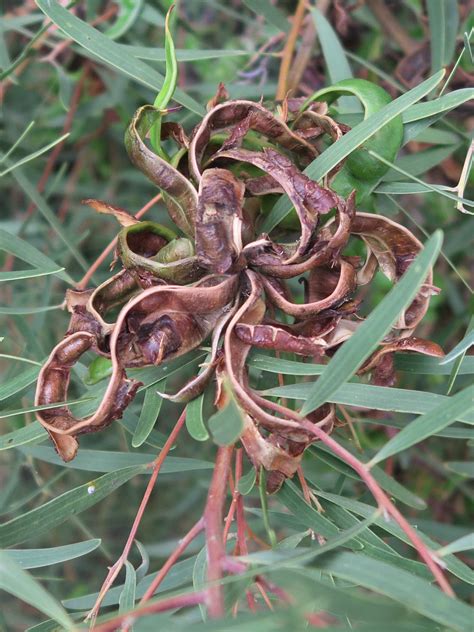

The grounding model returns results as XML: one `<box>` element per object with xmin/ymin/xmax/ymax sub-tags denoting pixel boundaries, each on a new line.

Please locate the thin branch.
<box><xmin>276</xmin><ymin>0</ymin><xmax>308</xmax><ymax>99</ymax></box>
<box><xmin>139</xmin><ymin>518</ymin><xmax>204</xmax><ymax>605</ymax></box>
<box><xmin>301</xmin><ymin>420</ymin><xmax>455</xmax><ymax>597</ymax></box>
<box><xmin>365</xmin><ymin>0</ymin><xmax>418</xmax><ymax>55</ymax></box>
<box><xmin>85</xmin><ymin>409</ymin><xmax>188</xmax><ymax>625</ymax></box>
<box><xmin>223</xmin><ymin>448</ymin><xmax>242</xmax><ymax>542</ymax></box>
<box><xmin>91</xmin><ymin>591</ymin><xmax>206</xmax><ymax>632</ymax></box>
<box><xmin>204</xmin><ymin>445</ymin><xmax>233</xmax><ymax>618</ymax></box>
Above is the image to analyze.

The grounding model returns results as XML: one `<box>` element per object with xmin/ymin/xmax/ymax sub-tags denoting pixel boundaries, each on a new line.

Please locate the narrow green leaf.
<box><xmin>427</xmin><ymin>0</ymin><xmax>459</xmax><ymax>72</ymax></box>
<box><xmin>314</xmin><ymin>490</ymin><xmax>473</xmax><ymax>585</ymax></box>
<box><xmin>132</xmin><ymin>386</ymin><xmax>164</xmax><ymax>448</ymax></box>
<box><xmin>0</xmin><ymin>552</ymin><xmax>74</xmax><ymax>629</ymax></box>
<box><xmin>208</xmin><ymin>387</ymin><xmax>245</xmax><ymax>446</ymax></box>
<box><xmin>0</xmin><ymin>133</ymin><xmax>69</xmax><ymax>177</ymax></box>
<box><xmin>393</xmin><ymin>354</ymin><xmax>473</xmax><ymax>375</ymax></box>
<box><xmin>150</xmin><ymin>7</ymin><xmax>177</xmax><ymax>156</ymax></box>
<box><xmin>118</xmin><ymin>561</ymin><xmax>136</xmax><ymax>624</ymax></box>
<box><xmin>313</xmin><ymin>551</ymin><xmax>472</xmax><ymax>632</ymax></box>
<box><xmin>371</xmin><ymin>149</ymin><xmax>472</xmax><ymax>207</ymax></box>
<box><xmin>26</xmin><ymin>619</ymin><xmax>65</xmax><ymax>632</ymax></box>
<box><xmin>237</xmin><ymin>468</ymin><xmax>256</xmax><ymax>495</ymax></box>
<box><xmin>0</xmin><ymin>304</ymin><xmax>62</xmax><ymax>315</ymax></box>
<box><xmin>441</xmin><ymin>329</ymin><xmax>474</xmax><ymax>364</ymax></box>
<box><xmin>402</xmin><ymin>88</ymin><xmax>474</xmax><ymax>122</ymax></box>
<box><xmin>447</xmin><ymin>316</ymin><xmax>474</xmax><ymax>394</ymax></box>
<box><xmin>261</xmin><ymin>71</ymin><xmax>445</xmax><ymax>232</ymax></box>
<box><xmin>376</xmin><ymin>181</ymin><xmax>457</xmax><ymax>196</ymax></box>
<box><xmin>242</xmin><ymin>0</ymin><xmax>289</xmax><ymax>32</ymax></box>
<box><xmin>0</xmin><ymin>366</ymin><xmax>40</xmax><ymax>402</ymax></box>
<box><xmin>311</xmin><ymin>8</ymin><xmax>357</xmax><ymax>113</ymax></box>
<box><xmin>249</xmin><ymin>354</ymin><xmax>326</xmax><ymax>375</ymax></box>
<box><xmin>12</xmin><ymin>168</ymin><xmax>89</xmax><ymax>273</ymax></box>
<box><xmin>36</xmin><ymin>0</ymin><xmax>204</xmax><ymax>116</ymax></box>
<box><xmin>193</xmin><ymin>546</ymin><xmax>208</xmax><ymax>622</ymax></box>
<box><xmin>263</xmin><ymin>381</ymin><xmax>474</xmax><ymax>424</ymax></box>
<box><xmin>0</xmin><ymin>353</ymin><xmax>42</xmax><ymax>366</ymax></box>
<box><xmin>186</xmin><ymin>393</ymin><xmax>209</xmax><ymax>441</ymax></box>
<box><xmin>104</xmin><ymin>0</ymin><xmax>143</xmax><ymax>40</ymax></box>
<box><xmin>382</xmin><ymin>144</ymin><xmax>458</xmax><ymax>182</ymax></box>
<box><xmin>0</xmin><ymin>267</ymin><xmax>65</xmax><ymax>283</ymax></box>
<box><xmin>358</xmin><ymin>417</ymin><xmax>474</xmax><ymax>440</ymax></box>
<box><xmin>242</xmin><ymin>513</ymin><xmax>378</xmax><ymax>568</ymax></box>
<box><xmin>310</xmin><ymin>447</ymin><xmax>426</xmax><ymax>510</ymax></box>
<box><xmin>0</xmin><ymin>229</ymin><xmax>71</xmax><ymax>284</ymax></box>
<box><xmin>0</xmin><ymin>465</ymin><xmax>146</xmax><ymax>547</ymax></box>
<box><xmin>300</xmin><ymin>231</ymin><xmax>443</xmax><ymax>415</ymax></box>
<box><xmin>370</xmin><ymin>385</ymin><xmax>474</xmax><ymax>465</ymax></box>
<box><xmin>6</xmin><ymin>539</ymin><xmax>101</xmax><ymax>569</ymax></box>
<box><xmin>63</xmin><ymin>556</ymin><xmax>197</xmax><ymax>609</ymax></box>
<box><xmin>278</xmin><ymin>481</ymin><xmax>345</xmax><ymax>539</ymax></box>
<box><xmin>123</xmin><ymin>46</ymin><xmax>251</xmax><ymax>61</ymax></box>
<box><xmin>445</xmin><ymin>461</ymin><xmax>474</xmax><ymax>478</ymax></box>
<box><xmin>0</xmin><ymin>121</ymin><xmax>36</xmax><ymax>164</ymax></box>
<box><xmin>19</xmin><ymin>446</ymin><xmax>214</xmax><ymax>474</ymax></box>
<box><xmin>0</xmin><ymin>396</ymin><xmax>92</xmax><ymax>420</ymax></box>
<box><xmin>0</xmin><ymin>421</ymin><xmax>48</xmax><ymax>450</ymax></box>
<box><xmin>438</xmin><ymin>534</ymin><xmax>474</xmax><ymax>557</ymax></box>
<box><xmin>252</xmin><ymin>352</ymin><xmax>474</xmax><ymax>376</ymax></box>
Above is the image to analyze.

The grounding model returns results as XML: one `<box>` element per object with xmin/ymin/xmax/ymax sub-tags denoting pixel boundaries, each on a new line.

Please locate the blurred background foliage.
<box><xmin>0</xmin><ymin>0</ymin><xmax>473</xmax><ymax>630</ymax></box>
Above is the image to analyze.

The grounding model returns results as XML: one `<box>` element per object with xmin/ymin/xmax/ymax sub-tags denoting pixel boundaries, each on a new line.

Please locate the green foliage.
<box><xmin>1</xmin><ymin>2</ymin><xmax>472</xmax><ymax>630</ymax></box>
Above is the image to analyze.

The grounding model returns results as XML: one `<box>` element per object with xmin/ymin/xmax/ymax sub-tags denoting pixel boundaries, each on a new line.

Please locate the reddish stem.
<box><xmin>91</xmin><ymin>591</ymin><xmax>206</xmax><ymax>632</ymax></box>
<box><xmin>223</xmin><ymin>448</ymin><xmax>243</xmax><ymax>542</ymax></box>
<box><xmin>139</xmin><ymin>518</ymin><xmax>204</xmax><ymax>605</ymax></box>
<box><xmin>301</xmin><ymin>420</ymin><xmax>454</xmax><ymax>597</ymax></box>
<box><xmin>204</xmin><ymin>445</ymin><xmax>233</xmax><ymax>618</ymax></box>
<box><xmin>86</xmin><ymin>409</ymin><xmax>188</xmax><ymax>624</ymax></box>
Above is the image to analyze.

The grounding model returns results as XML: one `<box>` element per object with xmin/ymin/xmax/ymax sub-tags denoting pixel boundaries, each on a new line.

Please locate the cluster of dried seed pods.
<box><xmin>35</xmin><ymin>88</ymin><xmax>443</xmax><ymax>491</ymax></box>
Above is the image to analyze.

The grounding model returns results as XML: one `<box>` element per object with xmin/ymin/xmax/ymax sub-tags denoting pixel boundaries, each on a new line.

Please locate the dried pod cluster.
<box><xmin>35</xmin><ymin>89</ymin><xmax>442</xmax><ymax>491</ymax></box>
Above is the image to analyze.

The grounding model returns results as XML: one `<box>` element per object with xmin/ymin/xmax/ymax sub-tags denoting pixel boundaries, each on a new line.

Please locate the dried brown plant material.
<box><xmin>35</xmin><ymin>95</ymin><xmax>442</xmax><ymax>485</ymax></box>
